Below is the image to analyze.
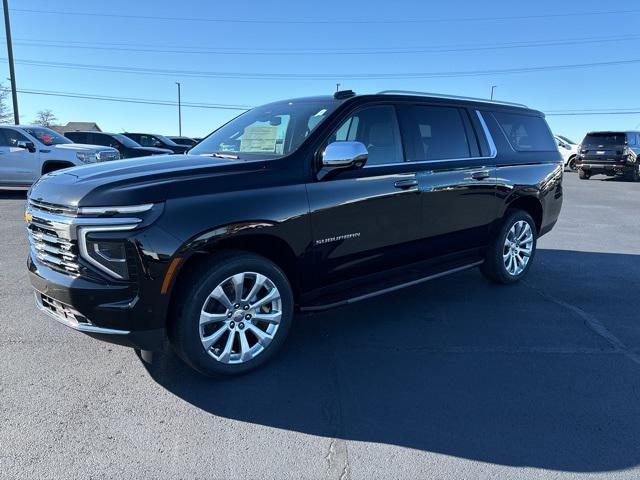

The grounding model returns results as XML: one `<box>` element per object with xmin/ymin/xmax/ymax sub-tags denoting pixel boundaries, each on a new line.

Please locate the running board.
<box><xmin>300</xmin><ymin>260</ymin><xmax>483</xmax><ymax>312</ymax></box>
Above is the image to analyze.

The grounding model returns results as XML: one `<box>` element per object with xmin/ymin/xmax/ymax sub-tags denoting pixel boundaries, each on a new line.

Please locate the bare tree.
<box><xmin>33</xmin><ymin>109</ymin><xmax>58</xmax><ymax>127</ymax></box>
<box><xmin>0</xmin><ymin>84</ymin><xmax>13</xmax><ymax>124</ymax></box>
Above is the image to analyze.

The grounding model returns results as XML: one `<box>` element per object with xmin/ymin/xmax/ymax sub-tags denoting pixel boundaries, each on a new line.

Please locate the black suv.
<box><xmin>123</xmin><ymin>132</ymin><xmax>190</xmax><ymax>154</ymax></box>
<box><xmin>65</xmin><ymin>131</ymin><xmax>173</xmax><ymax>159</ymax></box>
<box><xmin>576</xmin><ymin>131</ymin><xmax>640</xmax><ymax>181</ymax></box>
<box><xmin>26</xmin><ymin>90</ymin><xmax>563</xmax><ymax>376</ymax></box>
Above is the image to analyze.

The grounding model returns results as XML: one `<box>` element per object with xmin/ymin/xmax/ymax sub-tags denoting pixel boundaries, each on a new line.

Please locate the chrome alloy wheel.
<box><xmin>503</xmin><ymin>220</ymin><xmax>534</xmax><ymax>276</ymax></box>
<box><xmin>199</xmin><ymin>272</ymin><xmax>282</xmax><ymax>364</ymax></box>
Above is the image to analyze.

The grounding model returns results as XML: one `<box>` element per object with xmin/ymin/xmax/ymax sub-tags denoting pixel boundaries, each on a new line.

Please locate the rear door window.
<box><xmin>492</xmin><ymin>112</ymin><xmax>556</xmax><ymax>152</ymax></box>
<box><xmin>399</xmin><ymin>105</ymin><xmax>472</xmax><ymax>161</ymax></box>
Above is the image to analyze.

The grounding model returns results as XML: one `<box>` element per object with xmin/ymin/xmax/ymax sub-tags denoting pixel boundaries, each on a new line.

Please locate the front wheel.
<box><xmin>568</xmin><ymin>157</ymin><xmax>577</xmax><ymax>172</ymax></box>
<box><xmin>579</xmin><ymin>169</ymin><xmax>590</xmax><ymax>180</ymax></box>
<box><xmin>628</xmin><ymin>165</ymin><xmax>640</xmax><ymax>182</ymax></box>
<box><xmin>169</xmin><ymin>252</ymin><xmax>294</xmax><ymax>376</ymax></box>
<box><xmin>480</xmin><ymin>210</ymin><xmax>537</xmax><ymax>284</ymax></box>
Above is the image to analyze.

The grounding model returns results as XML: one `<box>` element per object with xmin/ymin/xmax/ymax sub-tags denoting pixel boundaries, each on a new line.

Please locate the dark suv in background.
<box><xmin>65</xmin><ymin>131</ymin><xmax>173</xmax><ymax>159</ymax></box>
<box><xmin>576</xmin><ymin>131</ymin><xmax>640</xmax><ymax>181</ymax></box>
<box><xmin>26</xmin><ymin>90</ymin><xmax>563</xmax><ymax>376</ymax></box>
<box><xmin>123</xmin><ymin>132</ymin><xmax>190</xmax><ymax>154</ymax></box>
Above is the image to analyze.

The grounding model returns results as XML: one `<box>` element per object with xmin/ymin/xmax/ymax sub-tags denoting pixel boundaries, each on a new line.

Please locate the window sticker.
<box><xmin>240</xmin><ymin>125</ymin><xmax>278</xmax><ymax>153</ymax></box>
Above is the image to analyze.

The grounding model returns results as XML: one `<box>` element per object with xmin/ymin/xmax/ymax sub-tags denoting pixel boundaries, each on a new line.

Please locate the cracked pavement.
<box><xmin>1</xmin><ymin>173</ymin><xmax>640</xmax><ymax>479</ymax></box>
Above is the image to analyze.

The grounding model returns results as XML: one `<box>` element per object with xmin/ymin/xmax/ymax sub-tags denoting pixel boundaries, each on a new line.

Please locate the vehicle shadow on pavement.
<box><xmin>0</xmin><ymin>190</ymin><xmax>27</xmax><ymax>200</ymax></box>
<box><xmin>142</xmin><ymin>248</ymin><xmax>640</xmax><ymax>473</ymax></box>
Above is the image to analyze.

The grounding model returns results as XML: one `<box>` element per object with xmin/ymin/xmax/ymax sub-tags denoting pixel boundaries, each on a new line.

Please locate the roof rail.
<box><xmin>377</xmin><ymin>90</ymin><xmax>528</xmax><ymax>108</ymax></box>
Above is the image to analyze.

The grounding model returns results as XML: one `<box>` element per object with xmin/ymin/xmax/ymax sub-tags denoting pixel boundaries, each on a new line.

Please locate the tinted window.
<box><xmin>628</xmin><ymin>133</ymin><xmax>637</xmax><ymax>146</ymax></box>
<box><xmin>89</xmin><ymin>133</ymin><xmax>113</xmax><ymax>147</ymax></box>
<box><xmin>65</xmin><ymin>132</ymin><xmax>85</xmax><ymax>143</ymax></box>
<box><xmin>0</xmin><ymin>128</ymin><xmax>30</xmax><ymax>147</ymax></box>
<box><xmin>330</xmin><ymin>105</ymin><xmax>404</xmax><ymax>166</ymax></box>
<box><xmin>493</xmin><ymin>112</ymin><xmax>556</xmax><ymax>151</ymax></box>
<box><xmin>403</xmin><ymin>106</ymin><xmax>471</xmax><ymax>161</ymax></box>
<box><xmin>582</xmin><ymin>132</ymin><xmax>626</xmax><ymax>146</ymax></box>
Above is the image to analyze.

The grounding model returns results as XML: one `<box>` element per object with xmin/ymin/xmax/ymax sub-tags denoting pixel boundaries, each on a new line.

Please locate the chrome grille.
<box><xmin>98</xmin><ymin>150</ymin><xmax>120</xmax><ymax>162</ymax></box>
<box><xmin>28</xmin><ymin>199</ymin><xmax>77</xmax><ymax>216</ymax></box>
<box><xmin>28</xmin><ymin>223</ymin><xmax>80</xmax><ymax>275</ymax></box>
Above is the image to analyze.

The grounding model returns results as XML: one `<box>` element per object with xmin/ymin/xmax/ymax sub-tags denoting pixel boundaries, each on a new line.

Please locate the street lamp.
<box><xmin>175</xmin><ymin>82</ymin><xmax>182</xmax><ymax>136</ymax></box>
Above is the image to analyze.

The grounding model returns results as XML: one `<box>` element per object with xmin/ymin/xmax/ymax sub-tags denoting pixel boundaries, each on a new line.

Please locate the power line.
<box><xmin>16</xmin><ymin>88</ymin><xmax>252</xmax><ymax>110</ymax></box>
<box><xmin>17</xmin><ymin>87</ymin><xmax>640</xmax><ymax>117</ymax></box>
<box><xmin>5</xmin><ymin>56</ymin><xmax>640</xmax><ymax>80</ymax></box>
<box><xmin>11</xmin><ymin>7</ymin><xmax>640</xmax><ymax>25</ymax></box>
<box><xmin>12</xmin><ymin>33</ymin><xmax>640</xmax><ymax>56</ymax></box>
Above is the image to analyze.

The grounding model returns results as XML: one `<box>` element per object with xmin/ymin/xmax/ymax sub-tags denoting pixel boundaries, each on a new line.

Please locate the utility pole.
<box><xmin>175</xmin><ymin>81</ymin><xmax>182</xmax><ymax>136</ymax></box>
<box><xmin>490</xmin><ymin>85</ymin><xmax>497</xmax><ymax>100</ymax></box>
<box><xmin>336</xmin><ymin>83</ymin><xmax>340</xmax><ymax>92</ymax></box>
<box><xmin>2</xmin><ymin>0</ymin><xmax>19</xmax><ymax>124</ymax></box>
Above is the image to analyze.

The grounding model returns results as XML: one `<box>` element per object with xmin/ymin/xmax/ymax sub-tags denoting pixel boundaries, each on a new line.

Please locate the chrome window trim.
<box><xmin>363</xmin><ymin>109</ymin><xmax>498</xmax><ymax>169</ymax></box>
<box><xmin>78</xmin><ymin>224</ymin><xmax>138</xmax><ymax>280</ymax></box>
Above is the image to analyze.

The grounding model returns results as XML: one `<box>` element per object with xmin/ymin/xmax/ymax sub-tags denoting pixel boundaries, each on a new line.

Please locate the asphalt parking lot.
<box><xmin>1</xmin><ymin>173</ymin><xmax>639</xmax><ymax>480</ymax></box>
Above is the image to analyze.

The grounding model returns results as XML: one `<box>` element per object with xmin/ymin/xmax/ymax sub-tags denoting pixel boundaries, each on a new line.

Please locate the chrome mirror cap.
<box><xmin>322</xmin><ymin>141</ymin><xmax>368</xmax><ymax>168</ymax></box>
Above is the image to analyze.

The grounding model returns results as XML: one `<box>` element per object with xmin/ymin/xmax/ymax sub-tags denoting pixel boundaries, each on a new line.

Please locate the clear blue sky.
<box><xmin>3</xmin><ymin>0</ymin><xmax>640</xmax><ymax>141</ymax></box>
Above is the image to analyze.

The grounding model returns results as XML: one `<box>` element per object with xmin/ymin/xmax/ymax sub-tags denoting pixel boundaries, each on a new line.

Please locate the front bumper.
<box><xmin>29</xmin><ymin>255</ymin><xmax>166</xmax><ymax>350</ymax></box>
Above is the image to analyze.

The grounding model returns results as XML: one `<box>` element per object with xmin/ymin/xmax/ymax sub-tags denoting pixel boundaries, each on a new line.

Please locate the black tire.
<box><xmin>579</xmin><ymin>169</ymin><xmax>590</xmax><ymax>180</ymax></box>
<box><xmin>628</xmin><ymin>165</ymin><xmax>640</xmax><ymax>182</ymax></box>
<box><xmin>480</xmin><ymin>210</ymin><xmax>538</xmax><ymax>285</ymax></box>
<box><xmin>169</xmin><ymin>251</ymin><xmax>294</xmax><ymax>377</ymax></box>
<box><xmin>568</xmin><ymin>157</ymin><xmax>577</xmax><ymax>172</ymax></box>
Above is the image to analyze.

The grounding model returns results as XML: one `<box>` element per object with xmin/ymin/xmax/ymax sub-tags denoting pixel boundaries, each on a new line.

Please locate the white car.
<box><xmin>554</xmin><ymin>135</ymin><xmax>579</xmax><ymax>172</ymax></box>
<box><xmin>0</xmin><ymin>125</ymin><xmax>120</xmax><ymax>188</ymax></box>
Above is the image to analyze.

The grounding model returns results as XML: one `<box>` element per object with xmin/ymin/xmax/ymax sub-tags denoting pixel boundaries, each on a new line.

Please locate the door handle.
<box><xmin>470</xmin><ymin>170</ymin><xmax>491</xmax><ymax>180</ymax></box>
<box><xmin>394</xmin><ymin>179</ymin><xmax>418</xmax><ymax>189</ymax></box>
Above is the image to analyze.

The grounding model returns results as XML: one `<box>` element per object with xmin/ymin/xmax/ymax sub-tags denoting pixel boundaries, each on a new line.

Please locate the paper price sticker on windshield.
<box><xmin>240</xmin><ymin>125</ymin><xmax>278</xmax><ymax>153</ymax></box>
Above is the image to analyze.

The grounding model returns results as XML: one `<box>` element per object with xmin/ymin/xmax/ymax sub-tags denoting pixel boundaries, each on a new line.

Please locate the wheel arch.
<box><xmin>165</xmin><ymin>226</ymin><xmax>302</xmax><ymax>327</ymax></box>
<box><xmin>504</xmin><ymin>195</ymin><xmax>543</xmax><ymax>233</ymax></box>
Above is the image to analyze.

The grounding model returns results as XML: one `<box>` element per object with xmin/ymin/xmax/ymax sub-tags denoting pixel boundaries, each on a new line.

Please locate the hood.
<box><xmin>133</xmin><ymin>146</ymin><xmax>173</xmax><ymax>154</ymax></box>
<box><xmin>53</xmin><ymin>143</ymin><xmax>118</xmax><ymax>153</ymax></box>
<box><xmin>28</xmin><ymin>154</ymin><xmax>258</xmax><ymax>207</ymax></box>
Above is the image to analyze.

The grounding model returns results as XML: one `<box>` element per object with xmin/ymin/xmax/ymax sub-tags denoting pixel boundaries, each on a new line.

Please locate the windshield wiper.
<box><xmin>205</xmin><ymin>152</ymin><xmax>240</xmax><ymax>160</ymax></box>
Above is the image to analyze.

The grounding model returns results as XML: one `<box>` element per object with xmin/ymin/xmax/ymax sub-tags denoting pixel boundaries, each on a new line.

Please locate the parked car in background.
<box><xmin>554</xmin><ymin>135</ymin><xmax>579</xmax><ymax>171</ymax></box>
<box><xmin>123</xmin><ymin>133</ymin><xmax>189</xmax><ymax>154</ymax></box>
<box><xmin>25</xmin><ymin>90</ymin><xmax>563</xmax><ymax>376</ymax></box>
<box><xmin>167</xmin><ymin>136</ymin><xmax>198</xmax><ymax>147</ymax></box>
<box><xmin>65</xmin><ymin>131</ymin><xmax>173</xmax><ymax>159</ymax></box>
<box><xmin>0</xmin><ymin>125</ymin><xmax>119</xmax><ymax>188</ymax></box>
<box><xmin>576</xmin><ymin>131</ymin><xmax>640</xmax><ymax>181</ymax></box>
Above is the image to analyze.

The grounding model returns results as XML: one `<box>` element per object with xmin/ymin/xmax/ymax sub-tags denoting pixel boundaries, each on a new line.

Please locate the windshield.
<box><xmin>113</xmin><ymin>133</ymin><xmax>141</xmax><ymax>148</ymax></box>
<box><xmin>582</xmin><ymin>133</ymin><xmax>626</xmax><ymax>146</ymax></box>
<box><xmin>24</xmin><ymin>127</ymin><xmax>72</xmax><ymax>146</ymax></box>
<box><xmin>190</xmin><ymin>99</ymin><xmax>340</xmax><ymax>159</ymax></box>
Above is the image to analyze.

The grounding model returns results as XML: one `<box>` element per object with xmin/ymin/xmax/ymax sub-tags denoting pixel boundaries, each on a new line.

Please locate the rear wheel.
<box><xmin>568</xmin><ymin>156</ymin><xmax>577</xmax><ymax>172</ymax></box>
<box><xmin>579</xmin><ymin>169</ymin><xmax>590</xmax><ymax>180</ymax></box>
<box><xmin>169</xmin><ymin>252</ymin><xmax>294</xmax><ymax>376</ymax></box>
<box><xmin>480</xmin><ymin>210</ymin><xmax>537</xmax><ymax>284</ymax></box>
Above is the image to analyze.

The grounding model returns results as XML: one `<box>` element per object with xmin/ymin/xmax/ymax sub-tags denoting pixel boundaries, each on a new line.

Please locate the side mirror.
<box><xmin>17</xmin><ymin>140</ymin><xmax>36</xmax><ymax>153</ymax></box>
<box><xmin>322</xmin><ymin>141</ymin><xmax>368</xmax><ymax>169</ymax></box>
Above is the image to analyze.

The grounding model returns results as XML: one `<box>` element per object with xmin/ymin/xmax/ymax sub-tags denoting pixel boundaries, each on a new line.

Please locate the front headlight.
<box><xmin>76</xmin><ymin>151</ymin><xmax>98</xmax><ymax>163</ymax></box>
<box><xmin>84</xmin><ymin>239</ymin><xmax>129</xmax><ymax>279</ymax></box>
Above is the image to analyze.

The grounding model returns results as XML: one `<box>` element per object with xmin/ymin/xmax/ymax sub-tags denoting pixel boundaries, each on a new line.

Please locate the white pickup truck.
<box><xmin>0</xmin><ymin>125</ymin><xmax>120</xmax><ymax>188</ymax></box>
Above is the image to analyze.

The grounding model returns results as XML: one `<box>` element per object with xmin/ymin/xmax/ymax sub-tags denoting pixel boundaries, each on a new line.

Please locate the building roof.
<box><xmin>50</xmin><ymin>122</ymin><xmax>102</xmax><ymax>134</ymax></box>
